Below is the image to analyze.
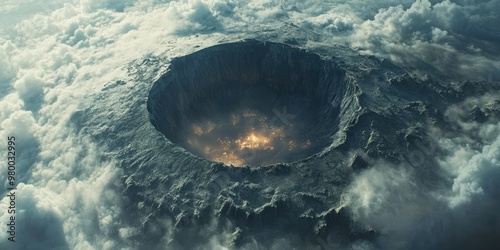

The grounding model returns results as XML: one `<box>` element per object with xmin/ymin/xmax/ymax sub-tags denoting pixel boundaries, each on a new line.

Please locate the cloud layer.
<box><xmin>0</xmin><ymin>0</ymin><xmax>498</xmax><ymax>249</ymax></box>
<box><xmin>344</xmin><ymin>92</ymin><xmax>500</xmax><ymax>249</ymax></box>
<box><xmin>351</xmin><ymin>0</ymin><xmax>500</xmax><ymax>81</ymax></box>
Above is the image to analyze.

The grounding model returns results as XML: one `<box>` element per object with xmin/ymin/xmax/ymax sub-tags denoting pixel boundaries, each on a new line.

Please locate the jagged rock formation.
<box><xmin>73</xmin><ymin>40</ymin><xmax>498</xmax><ymax>249</ymax></box>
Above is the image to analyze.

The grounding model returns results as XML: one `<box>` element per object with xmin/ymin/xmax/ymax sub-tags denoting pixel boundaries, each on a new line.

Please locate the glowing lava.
<box><xmin>183</xmin><ymin>111</ymin><xmax>312</xmax><ymax>166</ymax></box>
<box><xmin>237</xmin><ymin>132</ymin><xmax>272</xmax><ymax>150</ymax></box>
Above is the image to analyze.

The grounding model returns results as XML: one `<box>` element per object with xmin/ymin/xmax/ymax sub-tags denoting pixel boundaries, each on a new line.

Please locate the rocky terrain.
<box><xmin>73</xmin><ymin>40</ymin><xmax>499</xmax><ymax>249</ymax></box>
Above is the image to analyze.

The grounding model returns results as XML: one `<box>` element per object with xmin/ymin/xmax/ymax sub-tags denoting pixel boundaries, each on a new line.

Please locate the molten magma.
<box><xmin>184</xmin><ymin>110</ymin><xmax>312</xmax><ymax>166</ymax></box>
<box><xmin>147</xmin><ymin>41</ymin><xmax>354</xmax><ymax>167</ymax></box>
<box><xmin>237</xmin><ymin>132</ymin><xmax>272</xmax><ymax>150</ymax></box>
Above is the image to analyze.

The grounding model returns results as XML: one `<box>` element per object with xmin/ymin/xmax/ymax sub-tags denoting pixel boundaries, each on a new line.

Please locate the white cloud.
<box><xmin>0</xmin><ymin>109</ymin><xmax>40</xmax><ymax>188</ymax></box>
<box><xmin>0</xmin><ymin>161</ymin><xmax>122</xmax><ymax>249</ymax></box>
<box><xmin>445</xmin><ymin>134</ymin><xmax>499</xmax><ymax>207</ymax></box>
<box><xmin>343</xmin><ymin>163</ymin><xmax>438</xmax><ymax>249</ymax></box>
<box><xmin>80</xmin><ymin>0</ymin><xmax>134</xmax><ymax>12</ymax></box>
<box><xmin>351</xmin><ymin>0</ymin><xmax>500</xmax><ymax>81</ymax></box>
<box><xmin>0</xmin><ymin>42</ymin><xmax>17</xmax><ymax>87</ymax></box>
<box><xmin>344</xmin><ymin>93</ymin><xmax>500</xmax><ymax>249</ymax></box>
<box><xmin>13</xmin><ymin>71</ymin><xmax>52</xmax><ymax>110</ymax></box>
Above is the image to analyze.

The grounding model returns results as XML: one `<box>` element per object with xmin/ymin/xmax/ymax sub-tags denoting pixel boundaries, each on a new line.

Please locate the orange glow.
<box><xmin>236</xmin><ymin>132</ymin><xmax>272</xmax><ymax>150</ymax></box>
<box><xmin>193</xmin><ymin>125</ymin><xmax>204</xmax><ymax>136</ymax></box>
<box><xmin>184</xmin><ymin>111</ymin><xmax>313</xmax><ymax>166</ymax></box>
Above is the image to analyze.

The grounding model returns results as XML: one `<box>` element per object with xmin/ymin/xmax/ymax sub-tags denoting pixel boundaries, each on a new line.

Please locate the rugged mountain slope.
<box><xmin>73</xmin><ymin>40</ymin><xmax>499</xmax><ymax>249</ymax></box>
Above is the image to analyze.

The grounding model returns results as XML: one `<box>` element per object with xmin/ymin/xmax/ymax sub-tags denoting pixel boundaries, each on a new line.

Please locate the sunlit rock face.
<box><xmin>147</xmin><ymin>41</ymin><xmax>352</xmax><ymax>166</ymax></box>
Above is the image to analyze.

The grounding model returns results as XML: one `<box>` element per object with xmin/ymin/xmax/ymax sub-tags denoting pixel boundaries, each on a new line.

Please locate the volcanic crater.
<box><xmin>147</xmin><ymin>41</ymin><xmax>358</xmax><ymax>166</ymax></box>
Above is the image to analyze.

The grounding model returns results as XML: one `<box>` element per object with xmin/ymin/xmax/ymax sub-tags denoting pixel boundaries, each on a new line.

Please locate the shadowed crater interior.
<box><xmin>148</xmin><ymin>41</ymin><xmax>353</xmax><ymax>166</ymax></box>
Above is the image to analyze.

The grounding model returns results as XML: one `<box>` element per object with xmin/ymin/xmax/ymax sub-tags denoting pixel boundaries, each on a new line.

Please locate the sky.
<box><xmin>0</xmin><ymin>0</ymin><xmax>499</xmax><ymax>249</ymax></box>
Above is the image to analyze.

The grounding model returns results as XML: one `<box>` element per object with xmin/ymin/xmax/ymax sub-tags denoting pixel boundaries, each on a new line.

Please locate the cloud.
<box><xmin>0</xmin><ymin>1</ymin><xmax>137</xmax><ymax>249</ymax></box>
<box><xmin>443</xmin><ymin>132</ymin><xmax>500</xmax><ymax>207</ymax></box>
<box><xmin>344</xmin><ymin>150</ymin><xmax>500</xmax><ymax>249</ymax></box>
<box><xmin>13</xmin><ymin>71</ymin><xmax>52</xmax><ymax>111</ymax></box>
<box><xmin>0</xmin><ymin>184</ymin><xmax>69</xmax><ymax>250</ymax></box>
<box><xmin>0</xmin><ymin>161</ymin><xmax>122</xmax><ymax>249</ymax></box>
<box><xmin>351</xmin><ymin>0</ymin><xmax>500</xmax><ymax>81</ymax></box>
<box><xmin>0</xmin><ymin>42</ymin><xmax>17</xmax><ymax>90</ymax></box>
<box><xmin>0</xmin><ymin>109</ymin><xmax>40</xmax><ymax>187</ymax></box>
<box><xmin>167</xmin><ymin>0</ymin><xmax>223</xmax><ymax>35</ymax></box>
<box><xmin>343</xmin><ymin>163</ymin><xmax>437</xmax><ymax>249</ymax></box>
<box><xmin>80</xmin><ymin>0</ymin><xmax>134</xmax><ymax>12</ymax></box>
<box><xmin>344</xmin><ymin>92</ymin><xmax>500</xmax><ymax>249</ymax></box>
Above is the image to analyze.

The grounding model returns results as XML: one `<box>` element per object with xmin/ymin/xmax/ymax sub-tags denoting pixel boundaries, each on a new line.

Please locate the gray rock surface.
<box><xmin>73</xmin><ymin>40</ymin><xmax>499</xmax><ymax>249</ymax></box>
